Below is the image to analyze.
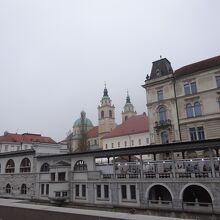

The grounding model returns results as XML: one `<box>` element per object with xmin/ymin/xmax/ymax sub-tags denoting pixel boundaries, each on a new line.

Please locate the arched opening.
<box><xmin>101</xmin><ymin>110</ymin><xmax>104</xmax><ymax>119</ymax></box>
<box><xmin>182</xmin><ymin>184</ymin><xmax>212</xmax><ymax>206</ymax></box>
<box><xmin>21</xmin><ymin>184</ymin><xmax>27</xmax><ymax>194</ymax></box>
<box><xmin>40</xmin><ymin>163</ymin><xmax>50</xmax><ymax>172</ymax></box>
<box><xmin>74</xmin><ymin>160</ymin><xmax>87</xmax><ymax>171</ymax></box>
<box><xmin>109</xmin><ymin>110</ymin><xmax>112</xmax><ymax>118</ymax></box>
<box><xmin>159</xmin><ymin>106</ymin><xmax>167</xmax><ymax>122</ymax></box>
<box><xmin>125</xmin><ymin>116</ymin><xmax>128</xmax><ymax>121</ymax></box>
<box><xmin>148</xmin><ymin>185</ymin><xmax>172</xmax><ymax>203</ymax></box>
<box><xmin>20</xmin><ymin>158</ymin><xmax>31</xmax><ymax>172</ymax></box>
<box><xmin>5</xmin><ymin>159</ymin><xmax>15</xmax><ymax>173</ymax></box>
<box><xmin>6</xmin><ymin>184</ymin><xmax>11</xmax><ymax>194</ymax></box>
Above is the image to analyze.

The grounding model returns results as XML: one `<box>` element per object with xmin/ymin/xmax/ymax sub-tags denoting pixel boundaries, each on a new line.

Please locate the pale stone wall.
<box><xmin>102</xmin><ymin>132</ymin><xmax>150</xmax><ymax>150</ymax></box>
<box><xmin>176</xmin><ymin>67</ymin><xmax>220</xmax><ymax>141</ymax></box>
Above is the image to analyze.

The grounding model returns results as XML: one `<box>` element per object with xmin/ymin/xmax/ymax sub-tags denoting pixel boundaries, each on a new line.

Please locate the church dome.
<box><xmin>73</xmin><ymin>111</ymin><xmax>93</xmax><ymax>128</ymax></box>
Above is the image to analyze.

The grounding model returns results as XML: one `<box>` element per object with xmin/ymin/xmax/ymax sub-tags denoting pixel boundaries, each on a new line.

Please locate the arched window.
<box><xmin>101</xmin><ymin>110</ymin><xmax>104</xmax><ymax>119</ymax></box>
<box><xmin>109</xmin><ymin>110</ymin><xmax>112</xmax><ymax>118</ymax></box>
<box><xmin>194</xmin><ymin>102</ymin><xmax>202</xmax><ymax>116</ymax></box>
<box><xmin>125</xmin><ymin>116</ymin><xmax>128</xmax><ymax>121</ymax></box>
<box><xmin>159</xmin><ymin>107</ymin><xmax>167</xmax><ymax>122</ymax></box>
<box><xmin>21</xmin><ymin>184</ymin><xmax>27</xmax><ymax>194</ymax></box>
<box><xmin>161</xmin><ymin>131</ymin><xmax>169</xmax><ymax>144</ymax></box>
<box><xmin>186</xmin><ymin>103</ymin><xmax>194</xmax><ymax>118</ymax></box>
<box><xmin>40</xmin><ymin>163</ymin><xmax>50</xmax><ymax>172</ymax></box>
<box><xmin>6</xmin><ymin>184</ymin><xmax>11</xmax><ymax>194</ymax></box>
<box><xmin>5</xmin><ymin>159</ymin><xmax>15</xmax><ymax>173</ymax></box>
<box><xmin>74</xmin><ymin>160</ymin><xmax>87</xmax><ymax>171</ymax></box>
<box><xmin>20</xmin><ymin>158</ymin><xmax>31</xmax><ymax>173</ymax></box>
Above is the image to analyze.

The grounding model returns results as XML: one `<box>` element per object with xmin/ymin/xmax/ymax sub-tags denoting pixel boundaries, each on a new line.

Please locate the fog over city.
<box><xmin>0</xmin><ymin>0</ymin><xmax>219</xmax><ymax>141</ymax></box>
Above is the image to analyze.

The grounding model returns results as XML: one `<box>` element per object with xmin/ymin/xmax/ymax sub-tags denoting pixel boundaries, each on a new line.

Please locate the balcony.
<box><xmin>154</xmin><ymin>119</ymin><xmax>172</xmax><ymax>132</ymax></box>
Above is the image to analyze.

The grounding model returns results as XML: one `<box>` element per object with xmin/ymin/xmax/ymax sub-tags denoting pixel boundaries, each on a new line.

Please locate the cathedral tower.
<box><xmin>121</xmin><ymin>92</ymin><xmax>137</xmax><ymax>122</ymax></box>
<box><xmin>98</xmin><ymin>84</ymin><xmax>116</xmax><ymax>140</ymax></box>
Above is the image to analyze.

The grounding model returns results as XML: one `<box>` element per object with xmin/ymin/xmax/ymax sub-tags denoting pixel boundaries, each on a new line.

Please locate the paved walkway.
<box><xmin>0</xmin><ymin>198</ymin><xmax>188</xmax><ymax>220</ymax></box>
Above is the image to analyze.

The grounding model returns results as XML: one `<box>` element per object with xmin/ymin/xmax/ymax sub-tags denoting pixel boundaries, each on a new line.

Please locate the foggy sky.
<box><xmin>0</xmin><ymin>0</ymin><xmax>220</xmax><ymax>141</ymax></box>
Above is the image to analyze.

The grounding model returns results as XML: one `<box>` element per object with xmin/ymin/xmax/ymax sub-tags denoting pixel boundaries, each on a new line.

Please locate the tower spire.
<box><xmin>126</xmin><ymin>90</ymin><xmax>131</xmax><ymax>103</ymax></box>
<box><xmin>103</xmin><ymin>82</ymin><xmax>108</xmax><ymax>97</ymax></box>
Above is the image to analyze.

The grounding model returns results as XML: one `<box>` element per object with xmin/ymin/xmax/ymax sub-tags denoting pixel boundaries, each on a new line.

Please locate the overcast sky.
<box><xmin>0</xmin><ymin>0</ymin><xmax>220</xmax><ymax>141</ymax></box>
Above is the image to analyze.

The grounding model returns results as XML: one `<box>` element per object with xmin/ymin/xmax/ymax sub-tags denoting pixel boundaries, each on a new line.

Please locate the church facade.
<box><xmin>64</xmin><ymin>86</ymin><xmax>150</xmax><ymax>152</ymax></box>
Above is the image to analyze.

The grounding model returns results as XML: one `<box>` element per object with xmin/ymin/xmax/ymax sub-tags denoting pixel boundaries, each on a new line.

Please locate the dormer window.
<box><xmin>156</xmin><ymin>69</ymin><xmax>161</xmax><ymax>77</ymax></box>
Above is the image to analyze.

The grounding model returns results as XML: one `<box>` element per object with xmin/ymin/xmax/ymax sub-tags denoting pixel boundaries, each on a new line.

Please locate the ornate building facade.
<box><xmin>143</xmin><ymin>55</ymin><xmax>220</xmax><ymax>148</ymax></box>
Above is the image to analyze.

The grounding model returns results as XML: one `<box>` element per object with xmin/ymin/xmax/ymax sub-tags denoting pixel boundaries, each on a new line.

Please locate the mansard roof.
<box><xmin>102</xmin><ymin>113</ymin><xmax>149</xmax><ymax>139</ymax></box>
<box><xmin>87</xmin><ymin>126</ymin><xmax>98</xmax><ymax>138</ymax></box>
<box><xmin>0</xmin><ymin>133</ymin><xmax>56</xmax><ymax>144</ymax></box>
<box><xmin>175</xmin><ymin>55</ymin><xmax>220</xmax><ymax>76</ymax></box>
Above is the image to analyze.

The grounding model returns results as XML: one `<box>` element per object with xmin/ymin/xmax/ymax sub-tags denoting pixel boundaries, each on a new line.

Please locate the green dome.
<box><xmin>73</xmin><ymin>117</ymin><xmax>93</xmax><ymax>128</ymax></box>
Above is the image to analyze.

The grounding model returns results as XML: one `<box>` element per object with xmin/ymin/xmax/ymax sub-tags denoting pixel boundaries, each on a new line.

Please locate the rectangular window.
<box><xmin>94</xmin><ymin>140</ymin><xmax>97</xmax><ymax>145</ymax></box>
<box><xmin>118</xmin><ymin>142</ymin><xmax>120</xmax><ymax>147</ymax></box>
<box><xmin>104</xmin><ymin>185</ymin><xmax>109</xmax><ymax>199</ymax></box>
<box><xmin>157</xmin><ymin>90</ymin><xmax>163</xmax><ymax>101</ymax></box>
<box><xmin>5</xmin><ymin>145</ymin><xmax>8</xmax><ymax>152</ymax></box>
<box><xmin>189</xmin><ymin>128</ymin><xmax>197</xmax><ymax>141</ymax></box>
<box><xmin>105</xmin><ymin>144</ymin><xmax>108</xmax><ymax>149</ymax></box>
<box><xmin>197</xmin><ymin>126</ymin><xmax>205</xmax><ymax>140</ymax></box>
<box><xmin>191</xmin><ymin>82</ymin><xmax>197</xmax><ymax>94</ymax></box>
<box><xmin>121</xmin><ymin>185</ymin><xmax>127</xmax><ymax>199</ymax></box>
<box><xmin>82</xmin><ymin>184</ymin><xmax>86</xmax><ymax>197</ymax></box>
<box><xmin>130</xmin><ymin>185</ymin><xmax>136</xmax><ymax>200</ymax></box>
<box><xmin>51</xmin><ymin>173</ymin><xmax>55</xmax><ymax>181</ymax></box>
<box><xmin>131</xmin><ymin>140</ymin><xmax>134</xmax><ymax>146</ymax></box>
<box><xmin>62</xmin><ymin>191</ymin><xmax>68</xmax><ymax>197</ymax></box>
<box><xmin>96</xmin><ymin>185</ymin><xmax>101</xmax><ymax>198</ymax></box>
<box><xmin>46</xmin><ymin>184</ymin><xmax>49</xmax><ymax>195</ymax></box>
<box><xmin>124</xmin><ymin>141</ymin><xmax>127</xmax><ymax>147</ymax></box>
<box><xmin>138</xmin><ymin>139</ymin><xmax>141</xmax><ymax>145</ymax></box>
<box><xmin>146</xmin><ymin>138</ymin><xmax>149</xmax><ymax>144</ymax></box>
<box><xmin>58</xmin><ymin>172</ymin><xmax>66</xmax><ymax>181</ymax></box>
<box><xmin>216</xmin><ymin>76</ymin><xmax>220</xmax><ymax>88</ymax></box>
<box><xmin>75</xmin><ymin>184</ymin><xmax>79</xmax><ymax>197</ymax></box>
<box><xmin>184</xmin><ymin>84</ymin><xmax>191</xmax><ymax>95</ymax></box>
<box><xmin>111</xmin><ymin>143</ymin><xmax>114</xmax><ymax>148</ymax></box>
<box><xmin>41</xmin><ymin>184</ymin><xmax>44</xmax><ymax>195</ymax></box>
<box><xmin>184</xmin><ymin>82</ymin><xmax>197</xmax><ymax>95</ymax></box>
<box><xmin>55</xmin><ymin>192</ymin><xmax>61</xmax><ymax>197</ymax></box>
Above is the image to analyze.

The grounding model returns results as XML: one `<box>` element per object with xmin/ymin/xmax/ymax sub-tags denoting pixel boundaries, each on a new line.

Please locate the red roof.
<box><xmin>87</xmin><ymin>126</ymin><xmax>98</xmax><ymax>138</ymax></box>
<box><xmin>102</xmin><ymin>114</ymin><xmax>149</xmax><ymax>139</ymax></box>
<box><xmin>0</xmin><ymin>133</ymin><xmax>56</xmax><ymax>144</ymax></box>
<box><xmin>175</xmin><ymin>55</ymin><xmax>220</xmax><ymax>76</ymax></box>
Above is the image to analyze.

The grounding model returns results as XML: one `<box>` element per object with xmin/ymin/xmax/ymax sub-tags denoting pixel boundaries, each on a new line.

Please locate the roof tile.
<box><xmin>102</xmin><ymin>114</ymin><xmax>149</xmax><ymax>139</ymax></box>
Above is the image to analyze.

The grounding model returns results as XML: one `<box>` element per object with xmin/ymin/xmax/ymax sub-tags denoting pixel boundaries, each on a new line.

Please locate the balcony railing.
<box><xmin>154</xmin><ymin>119</ymin><xmax>172</xmax><ymax>131</ymax></box>
<box><xmin>97</xmin><ymin>158</ymin><xmax>220</xmax><ymax>180</ymax></box>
